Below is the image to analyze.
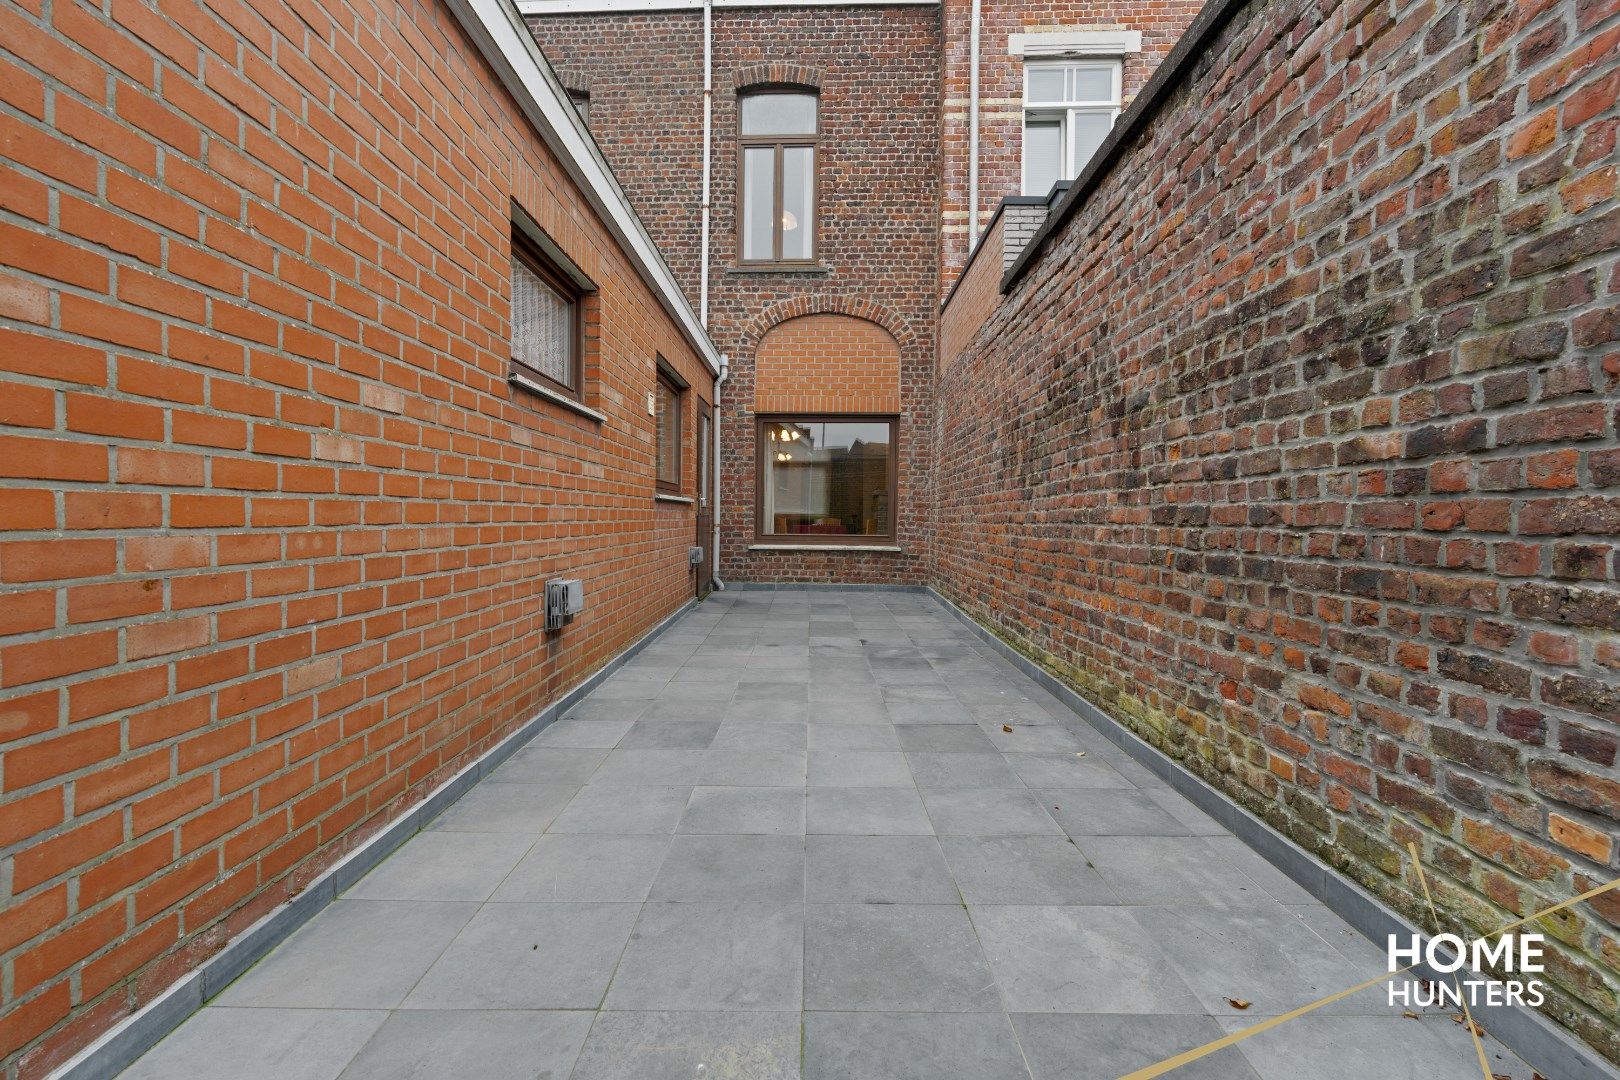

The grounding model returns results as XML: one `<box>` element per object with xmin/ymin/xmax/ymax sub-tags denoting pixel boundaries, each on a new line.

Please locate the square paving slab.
<box><xmin>123</xmin><ymin>591</ymin><xmax>1535</xmax><ymax>1080</ymax></box>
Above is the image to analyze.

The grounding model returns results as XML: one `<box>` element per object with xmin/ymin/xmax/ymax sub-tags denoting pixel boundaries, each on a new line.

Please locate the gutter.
<box><xmin>446</xmin><ymin>0</ymin><xmax>724</xmax><ymax>377</ymax></box>
<box><xmin>1001</xmin><ymin>0</ymin><xmax>1250</xmax><ymax>293</ymax></box>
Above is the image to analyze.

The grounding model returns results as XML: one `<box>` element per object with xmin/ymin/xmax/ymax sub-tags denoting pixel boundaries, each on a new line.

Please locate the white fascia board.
<box><xmin>1009</xmin><ymin>30</ymin><xmax>1142</xmax><ymax>57</ymax></box>
<box><xmin>444</xmin><ymin>0</ymin><xmax>722</xmax><ymax>378</ymax></box>
<box><xmin>519</xmin><ymin>0</ymin><xmax>938</xmax><ymax>13</ymax></box>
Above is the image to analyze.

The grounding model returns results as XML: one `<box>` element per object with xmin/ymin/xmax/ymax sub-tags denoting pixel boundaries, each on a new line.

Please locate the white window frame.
<box><xmin>1021</xmin><ymin>59</ymin><xmax>1122</xmax><ymax>195</ymax></box>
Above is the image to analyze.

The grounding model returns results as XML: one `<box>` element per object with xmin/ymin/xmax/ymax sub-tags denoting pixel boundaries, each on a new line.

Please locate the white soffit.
<box><xmin>444</xmin><ymin>0</ymin><xmax>722</xmax><ymax>376</ymax></box>
<box><xmin>1010</xmin><ymin>30</ymin><xmax>1143</xmax><ymax>57</ymax></box>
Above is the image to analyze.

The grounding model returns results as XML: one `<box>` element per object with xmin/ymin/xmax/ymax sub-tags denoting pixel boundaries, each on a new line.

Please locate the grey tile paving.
<box><xmin>125</xmin><ymin>593</ymin><xmax>1520</xmax><ymax>1080</ymax></box>
<box><xmin>336</xmin><ymin>1010</ymin><xmax>593</xmax><ymax>1080</ymax></box>
<box><xmin>678</xmin><ymin>786</ymin><xmax>805</xmax><ymax>835</ymax></box>
<box><xmin>345</xmin><ymin>832</ymin><xmax>533</xmax><ymax>902</ymax></box>
<box><xmin>804</xmin><ymin>903</ymin><xmax>1000</xmax><ymax>1012</ymax></box>
<box><xmin>807</xmin><ymin>750</ymin><xmax>912</xmax><ymax>786</ymax></box>
<box><xmin>122</xmin><ymin>1007</ymin><xmax>386</xmax><ymax>1080</ymax></box>
<box><xmin>922</xmin><ymin>788</ymin><xmax>1063</xmax><ymax>836</ymax></box>
<box><xmin>906</xmin><ymin>750</ymin><xmax>1021</xmax><ymax>789</ymax></box>
<box><xmin>402</xmin><ymin>902</ymin><xmax>639</xmax><ymax>1010</ymax></box>
<box><xmin>939</xmin><ymin>836</ymin><xmax>1115</xmax><ymax>905</ymax></box>
<box><xmin>803</xmin><ymin>1012</ymin><xmax>1029</xmax><ymax>1080</ymax></box>
<box><xmin>650</xmin><ymin>834</ymin><xmax>804</xmax><ymax>901</ymax></box>
<box><xmin>570</xmin><ymin>1010</ymin><xmax>801</xmax><ymax>1079</ymax></box>
<box><xmin>806</xmin><ymin>786</ymin><xmax>933</xmax><ymax>834</ymax></box>
<box><xmin>1013</xmin><ymin>1013</ymin><xmax>1260</xmax><ymax>1080</ymax></box>
<box><xmin>215</xmin><ymin>900</ymin><xmax>476</xmax><ymax>1008</ymax></box>
<box><xmin>1078</xmin><ymin>835</ymin><xmax>1283</xmax><ymax>906</ymax></box>
<box><xmin>605</xmin><ymin>901</ymin><xmax>803</xmax><ymax>1010</ymax></box>
<box><xmin>699</xmin><ymin>748</ymin><xmax>807</xmax><ymax>786</ymax></box>
<box><xmin>970</xmin><ymin>905</ymin><xmax>1203</xmax><ymax>1014</ymax></box>
<box><xmin>805</xmin><ymin>835</ymin><xmax>959</xmax><ymax>903</ymax></box>
<box><xmin>425</xmin><ymin>782</ymin><xmax>578</xmax><ymax>834</ymax></box>
<box><xmin>1039</xmin><ymin>787</ymin><xmax>1193</xmax><ymax>837</ymax></box>
<box><xmin>547</xmin><ymin>783</ymin><xmax>692</xmax><ymax>834</ymax></box>
<box><xmin>490</xmin><ymin>834</ymin><xmax>670</xmax><ymax>901</ymax></box>
<box><xmin>487</xmin><ymin>746</ymin><xmax>608</xmax><ymax>785</ymax></box>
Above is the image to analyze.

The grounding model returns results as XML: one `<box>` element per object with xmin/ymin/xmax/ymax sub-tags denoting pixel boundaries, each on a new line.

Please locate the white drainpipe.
<box><xmin>700</xmin><ymin>0</ymin><xmax>713</xmax><ymax>323</ymax></box>
<box><xmin>711</xmin><ymin>354</ymin><xmax>728</xmax><ymax>589</ymax></box>
<box><xmin>702</xmin><ymin>0</ymin><xmax>726</xmax><ymax>590</ymax></box>
<box><xmin>967</xmin><ymin>0</ymin><xmax>981</xmax><ymax>251</ymax></box>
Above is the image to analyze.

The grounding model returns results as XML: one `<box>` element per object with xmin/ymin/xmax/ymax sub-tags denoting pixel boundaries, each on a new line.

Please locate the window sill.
<box><xmin>748</xmin><ymin>543</ymin><xmax>902</xmax><ymax>552</ymax></box>
<box><xmin>655</xmin><ymin>493</ymin><xmax>695</xmax><ymax>505</ymax></box>
<box><xmin>509</xmin><ymin>373</ymin><xmax>606</xmax><ymax>423</ymax></box>
<box><xmin>726</xmin><ymin>263</ymin><xmax>830</xmax><ymax>276</ymax></box>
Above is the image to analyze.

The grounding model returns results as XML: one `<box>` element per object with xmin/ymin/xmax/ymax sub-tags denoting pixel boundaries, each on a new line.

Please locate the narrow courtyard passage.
<box><xmin>120</xmin><ymin>591</ymin><xmax>1534</xmax><ymax>1079</ymax></box>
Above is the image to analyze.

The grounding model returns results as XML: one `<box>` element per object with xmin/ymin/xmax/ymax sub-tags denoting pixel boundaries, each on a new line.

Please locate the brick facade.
<box><xmin>939</xmin><ymin>0</ymin><xmax>1204</xmax><ymax>288</ymax></box>
<box><xmin>936</xmin><ymin>0</ymin><xmax>1620</xmax><ymax>1061</ymax></box>
<box><xmin>0</xmin><ymin>0</ymin><xmax>713</xmax><ymax>1074</ymax></box>
<box><xmin>526</xmin><ymin>6</ymin><xmax>941</xmax><ymax>585</ymax></box>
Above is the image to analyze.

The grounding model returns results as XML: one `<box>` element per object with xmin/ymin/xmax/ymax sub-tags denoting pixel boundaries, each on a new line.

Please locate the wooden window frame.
<box><xmin>736</xmin><ymin>91</ymin><xmax>819</xmax><ymax>267</ymax></box>
<box><xmin>754</xmin><ymin>415</ymin><xmax>899</xmax><ymax>545</ymax></box>
<box><xmin>655</xmin><ymin>361</ymin><xmax>686</xmax><ymax>495</ymax></box>
<box><xmin>509</xmin><ymin>229</ymin><xmax>584</xmax><ymax>399</ymax></box>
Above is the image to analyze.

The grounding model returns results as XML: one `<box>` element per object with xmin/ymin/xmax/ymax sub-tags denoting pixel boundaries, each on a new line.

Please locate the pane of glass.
<box><xmin>1026</xmin><ymin>66</ymin><xmax>1065</xmax><ymax>104</ymax></box>
<box><xmin>656</xmin><ymin>377</ymin><xmax>680</xmax><ymax>486</ymax></box>
<box><xmin>1023</xmin><ymin>117</ymin><xmax>1062</xmax><ymax>195</ymax></box>
<box><xmin>781</xmin><ymin>146</ymin><xmax>813</xmax><ymax>260</ymax></box>
<box><xmin>1069</xmin><ymin>110</ymin><xmax>1114</xmax><ymax>173</ymax></box>
<box><xmin>1068</xmin><ymin>66</ymin><xmax>1114</xmax><ymax>102</ymax></box>
<box><xmin>742</xmin><ymin>146</ymin><xmax>775</xmax><ymax>260</ymax></box>
<box><xmin>761</xmin><ymin>421</ymin><xmax>892</xmax><ymax>537</ymax></box>
<box><xmin>511</xmin><ymin>254</ymin><xmax>573</xmax><ymax>387</ymax></box>
<box><xmin>740</xmin><ymin>93</ymin><xmax>817</xmax><ymax>135</ymax></box>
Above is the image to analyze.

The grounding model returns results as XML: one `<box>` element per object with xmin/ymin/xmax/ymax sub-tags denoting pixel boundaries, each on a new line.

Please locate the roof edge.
<box><xmin>445</xmin><ymin>0</ymin><xmax>723</xmax><ymax>377</ymax></box>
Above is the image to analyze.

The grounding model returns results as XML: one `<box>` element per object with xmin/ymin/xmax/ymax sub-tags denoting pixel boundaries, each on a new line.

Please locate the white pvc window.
<box><xmin>1022</xmin><ymin>60</ymin><xmax>1121</xmax><ymax>195</ymax></box>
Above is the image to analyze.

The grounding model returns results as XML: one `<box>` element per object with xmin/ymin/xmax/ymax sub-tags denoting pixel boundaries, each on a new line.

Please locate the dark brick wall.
<box><xmin>527</xmin><ymin>7</ymin><xmax>942</xmax><ymax>585</ymax></box>
<box><xmin>935</xmin><ymin>0</ymin><xmax>1620</xmax><ymax>1061</ymax></box>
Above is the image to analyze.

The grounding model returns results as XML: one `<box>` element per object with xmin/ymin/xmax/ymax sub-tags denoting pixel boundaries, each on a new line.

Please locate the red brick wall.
<box><xmin>935</xmin><ymin>0</ymin><xmax>1620</xmax><ymax>1060</ymax></box>
<box><xmin>756</xmin><ymin>314</ymin><xmax>902</xmax><ymax>413</ymax></box>
<box><xmin>526</xmin><ymin>7</ymin><xmax>940</xmax><ymax>585</ymax></box>
<box><xmin>939</xmin><ymin>212</ymin><xmax>1006</xmax><ymax>369</ymax></box>
<box><xmin>939</xmin><ymin>0</ymin><xmax>1203</xmax><ymax>289</ymax></box>
<box><xmin>0</xmin><ymin>0</ymin><xmax>711</xmax><ymax>1073</ymax></box>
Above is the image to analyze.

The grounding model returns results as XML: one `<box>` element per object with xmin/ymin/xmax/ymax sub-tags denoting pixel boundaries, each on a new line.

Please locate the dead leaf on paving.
<box><xmin>1225</xmin><ymin>998</ymin><xmax>1251</xmax><ymax>1010</ymax></box>
<box><xmin>1001</xmin><ymin>724</ymin><xmax>1013</xmax><ymax>732</ymax></box>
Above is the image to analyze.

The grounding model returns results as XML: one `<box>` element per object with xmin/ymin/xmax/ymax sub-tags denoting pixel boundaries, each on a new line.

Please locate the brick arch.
<box><xmin>551</xmin><ymin>66</ymin><xmax>591</xmax><ymax>96</ymax></box>
<box><xmin>753</xmin><ymin>312</ymin><xmax>902</xmax><ymax>414</ymax></box>
<box><xmin>732</xmin><ymin>62</ymin><xmax>823</xmax><ymax>94</ymax></box>
<box><xmin>742</xmin><ymin>295</ymin><xmax>917</xmax><ymax>354</ymax></box>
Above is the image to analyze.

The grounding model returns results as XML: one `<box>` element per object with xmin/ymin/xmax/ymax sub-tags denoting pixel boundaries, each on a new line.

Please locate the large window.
<box><xmin>1022</xmin><ymin>60</ymin><xmax>1120</xmax><ymax>195</ymax></box>
<box><xmin>738</xmin><ymin>91</ymin><xmax>817</xmax><ymax>265</ymax></box>
<box><xmin>757</xmin><ymin>418</ymin><xmax>896</xmax><ymax>542</ymax></box>
<box><xmin>655</xmin><ymin>364</ymin><xmax>684</xmax><ymax>494</ymax></box>
<box><xmin>510</xmin><ymin>230</ymin><xmax>581</xmax><ymax>396</ymax></box>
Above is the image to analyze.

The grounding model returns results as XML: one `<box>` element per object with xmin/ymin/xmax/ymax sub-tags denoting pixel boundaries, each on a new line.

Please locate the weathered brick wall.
<box><xmin>935</xmin><ymin>0</ymin><xmax>1620</xmax><ymax>1060</ymax></box>
<box><xmin>0</xmin><ymin>0</ymin><xmax>712</xmax><ymax>1074</ymax></box>
<box><xmin>939</xmin><ymin>0</ymin><xmax>1204</xmax><ymax>289</ymax></box>
<box><xmin>527</xmin><ymin>7</ymin><xmax>940</xmax><ymax>585</ymax></box>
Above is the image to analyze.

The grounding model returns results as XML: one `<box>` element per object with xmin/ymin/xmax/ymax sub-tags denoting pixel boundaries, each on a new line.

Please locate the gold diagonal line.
<box><xmin>1408</xmin><ymin>841</ymin><xmax>1491</xmax><ymax>1080</ymax></box>
<box><xmin>1117</xmin><ymin>871</ymin><xmax>1620</xmax><ymax>1080</ymax></box>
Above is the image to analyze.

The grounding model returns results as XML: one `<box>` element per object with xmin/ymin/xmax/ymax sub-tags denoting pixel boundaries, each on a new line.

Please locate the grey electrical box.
<box><xmin>688</xmin><ymin>546</ymin><xmax>703</xmax><ymax>566</ymax></box>
<box><xmin>545</xmin><ymin>578</ymin><xmax>585</xmax><ymax>630</ymax></box>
